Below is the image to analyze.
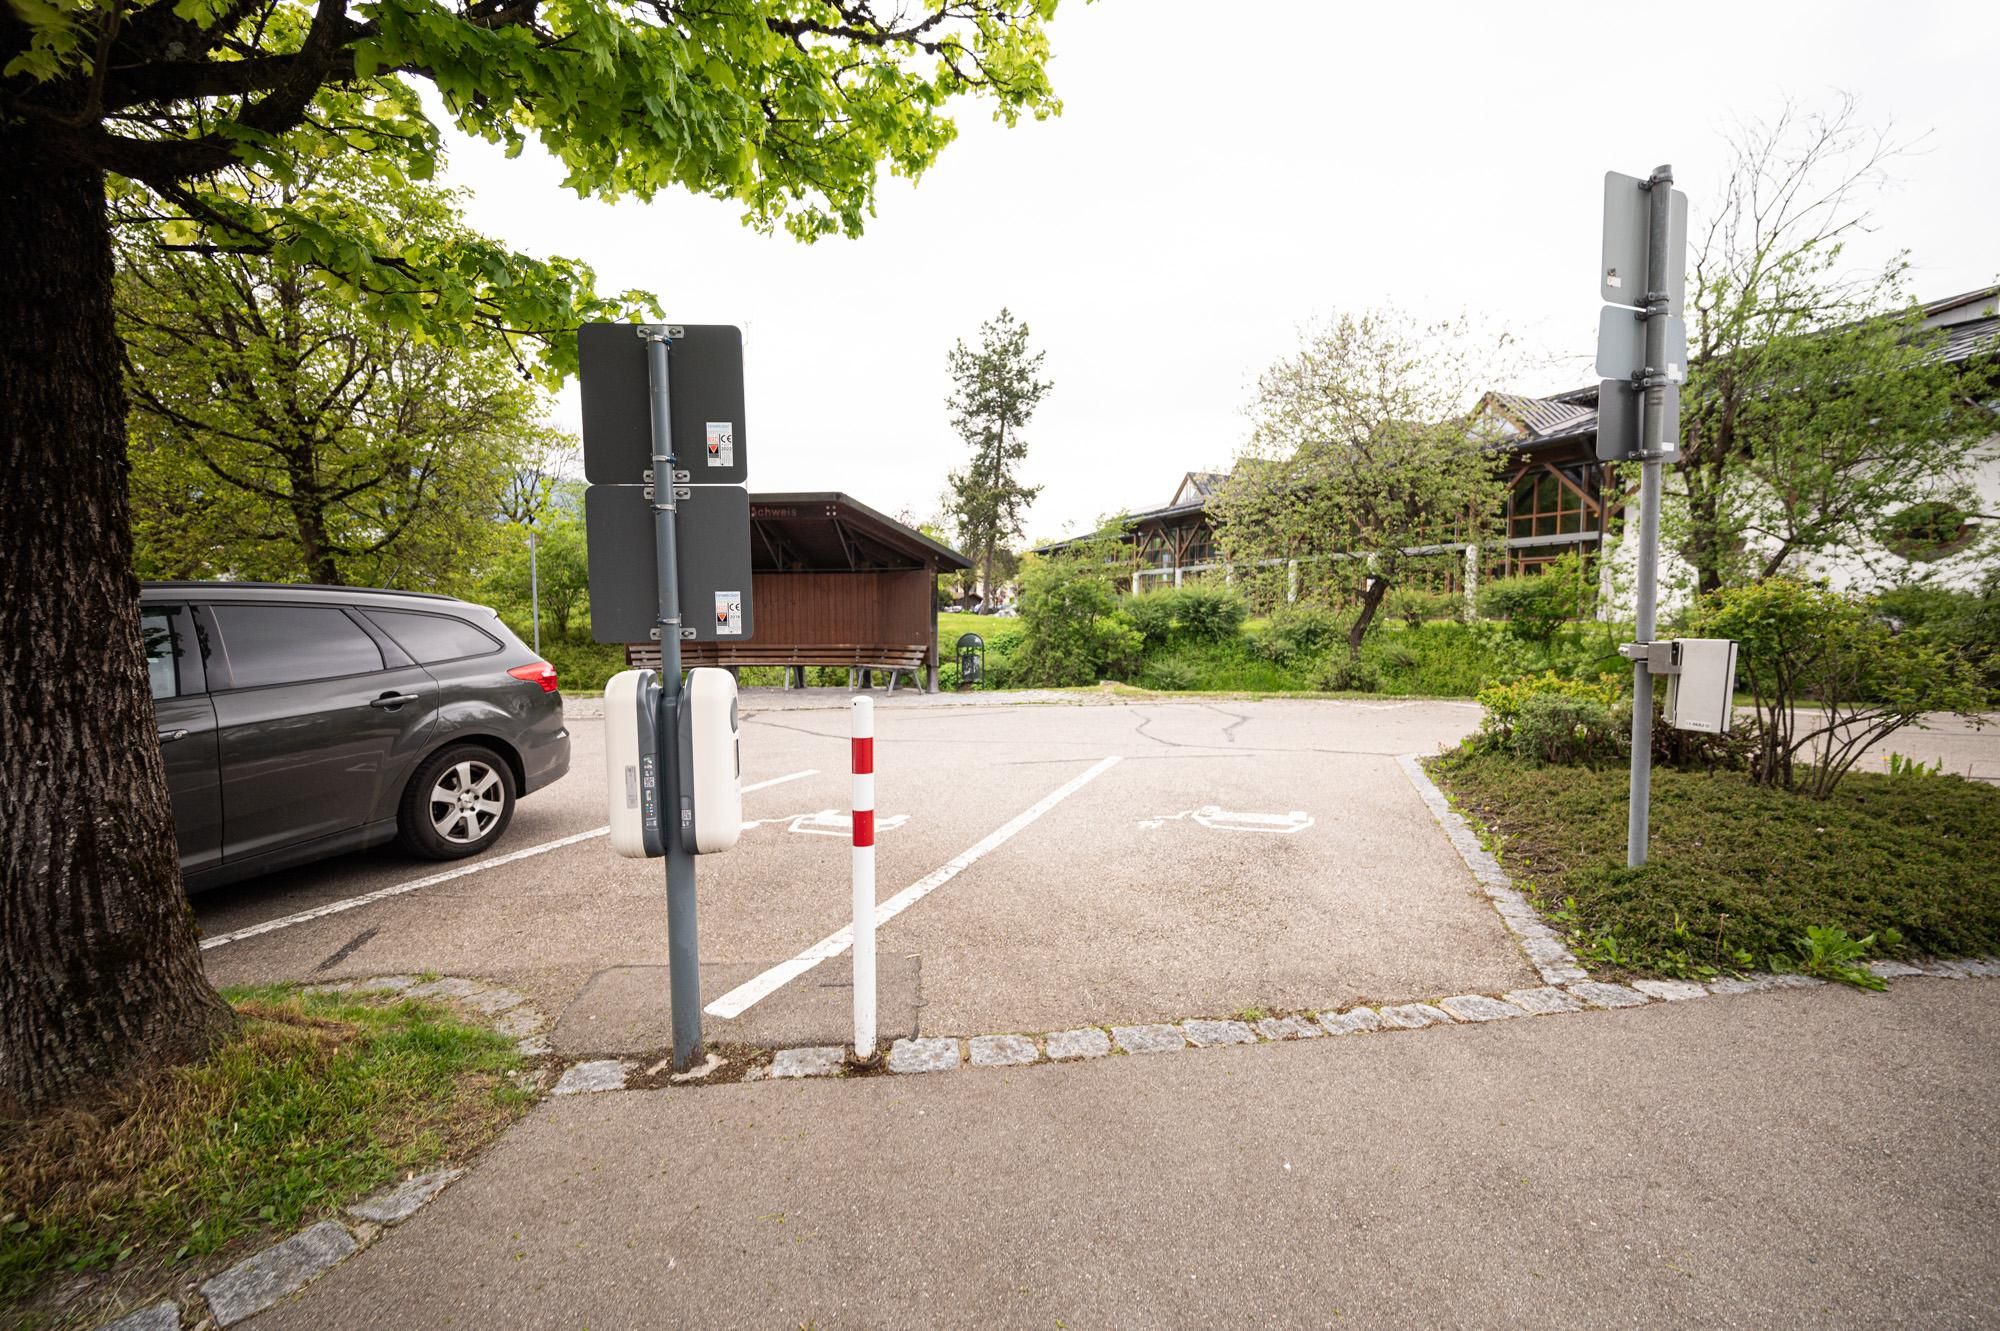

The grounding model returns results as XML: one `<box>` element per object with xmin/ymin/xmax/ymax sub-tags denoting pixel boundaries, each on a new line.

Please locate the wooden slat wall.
<box><xmin>751</xmin><ymin>571</ymin><xmax>930</xmax><ymax>645</ymax></box>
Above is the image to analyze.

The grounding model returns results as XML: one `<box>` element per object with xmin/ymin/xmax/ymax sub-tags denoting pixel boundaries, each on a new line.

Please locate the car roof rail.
<box><xmin>141</xmin><ymin>580</ymin><xmax>461</xmax><ymax>603</ymax></box>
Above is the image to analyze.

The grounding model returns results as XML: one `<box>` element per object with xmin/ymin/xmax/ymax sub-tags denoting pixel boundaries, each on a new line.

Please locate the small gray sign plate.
<box><xmin>585</xmin><ymin>484</ymin><xmax>755</xmax><ymax>644</ymax></box>
<box><xmin>1601</xmin><ymin>171</ymin><xmax>1687</xmax><ymax>313</ymax></box>
<box><xmin>579</xmin><ymin>323</ymin><xmax>748</xmax><ymax>486</ymax></box>
<box><xmin>1595</xmin><ymin>307</ymin><xmax>1687</xmax><ymax>382</ymax></box>
<box><xmin>1596</xmin><ymin>377</ymin><xmax>1681</xmax><ymax>462</ymax></box>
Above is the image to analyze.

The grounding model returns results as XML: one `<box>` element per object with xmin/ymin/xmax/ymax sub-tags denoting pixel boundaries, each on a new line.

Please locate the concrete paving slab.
<box><xmin>347</xmin><ymin>1169</ymin><xmax>464</xmax><ymax>1225</ymax></box>
<box><xmin>240</xmin><ymin>985</ymin><xmax>2000</xmax><ymax>1331</ymax></box>
<box><xmin>1503</xmin><ymin>986</ymin><xmax>1583</xmax><ymax>1015</ymax></box>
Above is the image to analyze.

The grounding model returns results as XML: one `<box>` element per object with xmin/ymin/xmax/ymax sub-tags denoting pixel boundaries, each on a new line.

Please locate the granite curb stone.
<box><xmin>1438</xmin><ymin>994</ymin><xmax>1526</xmax><ymax>1023</ymax></box>
<box><xmin>1044</xmin><ymin>1028</ymin><xmax>1112</xmax><ymax>1060</ymax></box>
<box><xmin>1630</xmin><ymin>979</ymin><xmax>1708</xmax><ymax>1002</ymax></box>
<box><xmin>1569</xmin><ymin>981</ymin><xmax>1650</xmax><ymax>1009</ymax></box>
<box><xmin>346</xmin><ymin>1169</ymin><xmax>464</xmax><ymax>1225</ymax></box>
<box><xmin>968</xmin><ymin>1034</ymin><xmax>1040</xmax><ymax>1067</ymax></box>
<box><xmin>888</xmin><ymin>1037</ymin><xmax>962</xmax><ymax>1074</ymax></box>
<box><xmin>769</xmin><ymin>1046</ymin><xmax>846</xmax><ymax>1078</ymax></box>
<box><xmin>1317</xmin><ymin>1008</ymin><xmax>1384</xmax><ymax>1036</ymax></box>
<box><xmin>1255</xmin><ymin>1015</ymin><xmax>1322</xmax><ymax>1041</ymax></box>
<box><xmin>1111</xmin><ymin>1024</ymin><xmax>1187</xmax><ymax>1055</ymax></box>
<box><xmin>200</xmin><ymin>1220</ymin><xmax>356</xmax><ymax>1326</ymax></box>
<box><xmin>1377</xmin><ymin>1003</ymin><xmax>1456</xmax><ymax>1029</ymax></box>
<box><xmin>552</xmin><ymin>1060</ymin><xmax>629</xmax><ymax>1095</ymax></box>
<box><xmin>1503</xmin><ymin>986</ymin><xmax>1583</xmax><ymax>1014</ymax></box>
<box><xmin>97</xmin><ymin>1304</ymin><xmax>180</xmax><ymax>1331</ymax></box>
<box><xmin>1182</xmin><ymin>1019</ymin><xmax>1257</xmax><ymax>1047</ymax></box>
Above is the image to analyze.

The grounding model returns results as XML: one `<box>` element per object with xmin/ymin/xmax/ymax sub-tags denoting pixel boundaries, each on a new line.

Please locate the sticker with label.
<box><xmin>1606</xmin><ymin>269</ymin><xmax>1623</xmax><ymax>289</ymax></box>
<box><xmin>704</xmin><ymin>421</ymin><xmax>734</xmax><ymax>468</ymax></box>
<box><xmin>714</xmin><ymin>590</ymin><xmax>743</xmax><ymax>636</ymax></box>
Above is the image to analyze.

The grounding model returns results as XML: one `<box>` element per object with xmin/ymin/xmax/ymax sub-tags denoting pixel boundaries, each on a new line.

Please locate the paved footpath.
<box><xmin>246</xmin><ymin>980</ymin><xmax>1998</xmax><ymax>1330</ymax></box>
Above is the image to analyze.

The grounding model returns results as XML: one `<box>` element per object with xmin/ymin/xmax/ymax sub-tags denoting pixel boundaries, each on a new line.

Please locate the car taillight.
<box><xmin>509</xmin><ymin>661</ymin><xmax>559</xmax><ymax>693</ymax></box>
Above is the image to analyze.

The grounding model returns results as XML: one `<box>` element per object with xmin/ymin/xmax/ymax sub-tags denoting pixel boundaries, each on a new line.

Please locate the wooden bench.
<box><xmin>624</xmin><ymin>643</ymin><xmax>933</xmax><ymax>693</ymax></box>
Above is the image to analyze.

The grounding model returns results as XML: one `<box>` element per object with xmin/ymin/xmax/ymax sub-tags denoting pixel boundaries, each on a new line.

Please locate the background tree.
<box><xmin>1676</xmin><ymin>97</ymin><xmax>1998</xmax><ymax>592</ymax></box>
<box><xmin>120</xmin><ymin>159</ymin><xmax>546</xmax><ymax>587</ymax></box>
<box><xmin>485</xmin><ymin>487</ymin><xmax>591</xmax><ymax>642</ymax></box>
<box><xmin>1</xmin><ymin>0</ymin><xmax>1066</xmax><ymax>1116</ymax></box>
<box><xmin>946</xmin><ymin>308</ymin><xmax>1051</xmax><ymax>600</ymax></box>
<box><xmin>1211</xmin><ymin>310</ymin><xmax>1509</xmax><ymax>661</ymax></box>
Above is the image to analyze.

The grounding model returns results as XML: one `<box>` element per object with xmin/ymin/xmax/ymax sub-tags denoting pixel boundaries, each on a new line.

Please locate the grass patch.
<box><xmin>1433</xmin><ymin>749</ymin><xmax>2000</xmax><ymax>981</ymax></box>
<box><xmin>1</xmin><ymin>987</ymin><xmax>531</xmax><ymax>1326</ymax></box>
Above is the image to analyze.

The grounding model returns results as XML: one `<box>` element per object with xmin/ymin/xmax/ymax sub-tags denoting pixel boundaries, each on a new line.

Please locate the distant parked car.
<box><xmin>141</xmin><ymin>582</ymin><xmax>570</xmax><ymax>893</ymax></box>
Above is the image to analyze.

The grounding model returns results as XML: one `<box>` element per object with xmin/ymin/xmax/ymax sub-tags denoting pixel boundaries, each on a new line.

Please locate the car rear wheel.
<box><xmin>398</xmin><ymin>744</ymin><xmax>516</xmax><ymax>859</ymax></box>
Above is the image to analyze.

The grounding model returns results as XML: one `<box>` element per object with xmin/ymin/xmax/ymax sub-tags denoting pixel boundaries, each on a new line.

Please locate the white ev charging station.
<box><xmin>606</xmin><ymin>666</ymin><xmax>742</xmax><ymax>858</ymax></box>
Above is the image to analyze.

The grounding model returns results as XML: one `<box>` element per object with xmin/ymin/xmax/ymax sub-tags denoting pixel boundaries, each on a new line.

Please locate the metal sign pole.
<box><xmin>642</xmin><ymin>328</ymin><xmax>703</xmax><ymax>1069</ymax></box>
<box><xmin>528</xmin><ymin>529</ymin><xmax>541</xmax><ymax>657</ymax></box>
<box><xmin>1625</xmin><ymin>164</ymin><xmax>1673</xmax><ymax>869</ymax></box>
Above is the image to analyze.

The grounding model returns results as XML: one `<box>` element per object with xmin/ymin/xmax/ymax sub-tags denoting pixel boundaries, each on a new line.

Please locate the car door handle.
<box><xmin>158</xmin><ymin>728</ymin><xmax>189</xmax><ymax>743</ymax></box>
<box><xmin>370</xmin><ymin>692</ymin><xmax>422</xmax><ymax>709</ymax></box>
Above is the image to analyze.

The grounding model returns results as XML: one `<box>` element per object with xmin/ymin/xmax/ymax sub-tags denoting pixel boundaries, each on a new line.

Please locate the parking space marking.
<box><xmin>199</xmin><ymin>768</ymin><xmax>819</xmax><ymax>951</ymax></box>
<box><xmin>704</xmin><ymin>755</ymin><xmax>1123</xmax><ymax>1019</ymax></box>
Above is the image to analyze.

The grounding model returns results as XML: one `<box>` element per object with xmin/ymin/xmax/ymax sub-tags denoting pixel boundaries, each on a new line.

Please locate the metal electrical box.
<box><xmin>605</xmin><ymin>669</ymin><xmax>666</xmax><ymax>859</ymax></box>
<box><xmin>676</xmin><ymin>667</ymin><xmax>743</xmax><ymax>855</ymax></box>
<box><xmin>1665</xmin><ymin>638</ymin><xmax>1739</xmax><ymax>735</ymax></box>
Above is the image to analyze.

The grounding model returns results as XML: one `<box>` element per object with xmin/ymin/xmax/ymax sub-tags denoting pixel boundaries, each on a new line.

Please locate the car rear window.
<box><xmin>364</xmin><ymin>609</ymin><xmax>502</xmax><ymax>664</ymax></box>
<box><xmin>208</xmin><ymin>604</ymin><xmax>383</xmax><ymax>688</ymax></box>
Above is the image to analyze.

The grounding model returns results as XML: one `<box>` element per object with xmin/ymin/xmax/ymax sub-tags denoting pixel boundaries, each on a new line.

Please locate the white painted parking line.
<box><xmin>199</xmin><ymin>768</ymin><xmax>819</xmax><ymax>951</ymax></box>
<box><xmin>704</xmin><ymin>755</ymin><xmax>1123</xmax><ymax>1019</ymax></box>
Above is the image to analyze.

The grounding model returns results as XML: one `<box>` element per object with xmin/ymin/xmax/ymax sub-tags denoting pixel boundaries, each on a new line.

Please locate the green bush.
<box><xmin>1384</xmin><ymin>587</ymin><xmax>1461</xmax><ymax>627</ymax></box>
<box><xmin>1362</xmin><ymin>621</ymin><xmax>1543</xmax><ymax>697</ymax></box>
<box><xmin>1688</xmin><ymin>578</ymin><xmax>1986</xmax><ymax>797</ymax></box>
<box><xmin>1120</xmin><ymin>584</ymin><xmax>1248</xmax><ymax>648</ymax></box>
<box><xmin>1873</xmin><ymin>575</ymin><xmax>2000</xmax><ymax>700</ymax></box>
<box><xmin>1140</xmin><ymin>657</ymin><xmax>1202</xmax><ymax>691</ymax></box>
<box><xmin>1507</xmin><ymin>691</ymin><xmax>1626</xmax><ymax>765</ymax></box>
<box><xmin>535</xmin><ymin>636</ymin><xmax>626</xmax><ymax>693</ymax></box>
<box><xmin>1475</xmin><ymin>670</ymin><xmax>1625</xmax><ymax>748</ymax></box>
<box><xmin>1477</xmin><ymin>552</ymin><xmax>1592</xmax><ymax>642</ymax></box>
<box><xmin>1251</xmin><ymin>603</ymin><xmax>1347</xmax><ymax>664</ymax></box>
<box><xmin>1314</xmin><ymin>654</ymin><xmax>1381</xmax><ymax>693</ymax></box>
<box><xmin>1012</xmin><ymin>556</ymin><xmax>1144</xmax><ymax>687</ymax></box>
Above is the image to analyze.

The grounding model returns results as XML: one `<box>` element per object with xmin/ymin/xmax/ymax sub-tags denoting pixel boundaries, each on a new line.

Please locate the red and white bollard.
<box><xmin>850</xmin><ymin>695</ymin><xmax>877</xmax><ymax>1059</ymax></box>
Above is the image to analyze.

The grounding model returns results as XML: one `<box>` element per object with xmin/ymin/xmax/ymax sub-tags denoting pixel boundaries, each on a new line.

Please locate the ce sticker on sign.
<box><xmin>704</xmin><ymin>421</ymin><xmax>734</xmax><ymax>468</ymax></box>
<box><xmin>714</xmin><ymin>591</ymin><xmax>743</xmax><ymax>636</ymax></box>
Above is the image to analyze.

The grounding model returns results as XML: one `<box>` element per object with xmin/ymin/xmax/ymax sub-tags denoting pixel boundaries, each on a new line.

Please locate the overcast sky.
<box><xmin>439</xmin><ymin>0</ymin><xmax>1999</xmax><ymax>546</ymax></box>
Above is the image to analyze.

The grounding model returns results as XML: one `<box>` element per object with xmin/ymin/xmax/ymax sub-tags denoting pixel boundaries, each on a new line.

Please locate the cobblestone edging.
<box><xmin>89</xmin><ymin>977</ymin><xmax>553</xmax><ymax>1330</ymax></box>
<box><xmin>94</xmin><ymin>1168</ymin><xmax>466</xmax><ymax>1330</ymax></box>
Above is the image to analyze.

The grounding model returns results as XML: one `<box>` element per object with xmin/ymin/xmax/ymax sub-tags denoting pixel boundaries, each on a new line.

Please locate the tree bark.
<box><xmin>1346</xmin><ymin>574</ymin><xmax>1389</xmax><ymax>660</ymax></box>
<box><xmin>0</xmin><ymin>149</ymin><xmax>237</xmax><ymax>1119</ymax></box>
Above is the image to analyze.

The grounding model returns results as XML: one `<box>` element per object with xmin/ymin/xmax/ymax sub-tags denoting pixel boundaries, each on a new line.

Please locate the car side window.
<box><xmin>207</xmin><ymin>604</ymin><xmax>384</xmax><ymax>689</ymax></box>
<box><xmin>142</xmin><ymin>608</ymin><xmax>181</xmax><ymax>700</ymax></box>
<box><xmin>363</xmin><ymin>609</ymin><xmax>502</xmax><ymax>664</ymax></box>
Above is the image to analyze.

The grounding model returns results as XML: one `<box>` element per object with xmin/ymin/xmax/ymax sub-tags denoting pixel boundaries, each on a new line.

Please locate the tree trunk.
<box><xmin>1346</xmin><ymin>574</ymin><xmax>1389</xmax><ymax>660</ymax></box>
<box><xmin>0</xmin><ymin>151</ymin><xmax>237</xmax><ymax>1118</ymax></box>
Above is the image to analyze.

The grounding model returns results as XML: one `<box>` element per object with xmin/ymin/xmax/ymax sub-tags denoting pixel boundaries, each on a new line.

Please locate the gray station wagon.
<box><xmin>142</xmin><ymin>582</ymin><xmax>571</xmax><ymax>893</ymax></box>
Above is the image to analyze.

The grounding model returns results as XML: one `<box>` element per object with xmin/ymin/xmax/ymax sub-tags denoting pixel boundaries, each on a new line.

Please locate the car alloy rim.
<box><xmin>430</xmin><ymin>759</ymin><xmax>504</xmax><ymax>844</ymax></box>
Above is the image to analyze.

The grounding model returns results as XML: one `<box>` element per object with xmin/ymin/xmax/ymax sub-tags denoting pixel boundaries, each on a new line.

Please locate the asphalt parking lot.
<box><xmin>197</xmin><ymin>692</ymin><xmax>1539</xmax><ymax>1050</ymax></box>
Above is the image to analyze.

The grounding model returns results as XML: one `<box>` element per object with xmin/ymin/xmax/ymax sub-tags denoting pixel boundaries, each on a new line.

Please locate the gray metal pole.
<box><xmin>528</xmin><ymin>530</ymin><xmax>540</xmax><ymax>657</ymax></box>
<box><xmin>1625</xmin><ymin>164</ymin><xmax>1673</xmax><ymax>868</ymax></box>
<box><xmin>643</xmin><ymin>329</ymin><xmax>702</xmax><ymax>1069</ymax></box>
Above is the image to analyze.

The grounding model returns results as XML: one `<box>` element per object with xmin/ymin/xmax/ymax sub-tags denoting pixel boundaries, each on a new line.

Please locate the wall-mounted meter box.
<box><xmin>605</xmin><ymin>669</ymin><xmax>666</xmax><ymax>858</ymax></box>
<box><xmin>1665</xmin><ymin>638</ymin><xmax>1739</xmax><ymax>735</ymax></box>
<box><xmin>677</xmin><ymin>667</ymin><xmax>743</xmax><ymax>855</ymax></box>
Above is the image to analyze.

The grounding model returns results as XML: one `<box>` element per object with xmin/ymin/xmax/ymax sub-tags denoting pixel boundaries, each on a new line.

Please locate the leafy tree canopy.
<box><xmin>7</xmin><ymin>0</ymin><xmax>1067</xmax><ymax>377</ymax></box>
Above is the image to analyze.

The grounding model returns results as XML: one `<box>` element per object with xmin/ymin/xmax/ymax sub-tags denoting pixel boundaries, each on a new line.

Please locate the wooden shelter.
<box><xmin>626</xmin><ymin>492</ymin><xmax>971</xmax><ymax>692</ymax></box>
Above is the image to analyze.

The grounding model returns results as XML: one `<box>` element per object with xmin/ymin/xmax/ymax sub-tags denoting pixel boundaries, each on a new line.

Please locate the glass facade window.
<box><xmin>1509</xmin><ymin>468</ymin><xmax>1591</xmax><ymax>539</ymax></box>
